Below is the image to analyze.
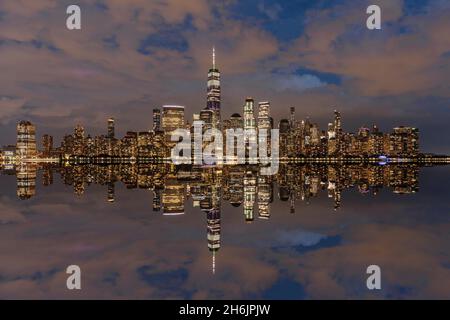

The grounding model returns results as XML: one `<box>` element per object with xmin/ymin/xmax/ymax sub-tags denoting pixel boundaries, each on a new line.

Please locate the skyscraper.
<box><xmin>73</xmin><ymin>124</ymin><xmax>85</xmax><ymax>156</ymax></box>
<box><xmin>334</xmin><ymin>110</ymin><xmax>342</xmax><ymax>133</ymax></box>
<box><xmin>334</xmin><ymin>110</ymin><xmax>342</xmax><ymax>155</ymax></box>
<box><xmin>153</xmin><ymin>108</ymin><xmax>161</xmax><ymax>132</ymax></box>
<box><xmin>258</xmin><ymin>102</ymin><xmax>272</xmax><ymax>157</ymax></box>
<box><xmin>207</xmin><ymin>47</ymin><xmax>221</xmax><ymax>129</ymax></box>
<box><xmin>243</xmin><ymin>98</ymin><xmax>256</xmax><ymax>131</ymax></box>
<box><xmin>289</xmin><ymin>107</ymin><xmax>295</xmax><ymax>128</ymax></box>
<box><xmin>257</xmin><ymin>102</ymin><xmax>271</xmax><ymax>131</ymax></box>
<box><xmin>162</xmin><ymin>105</ymin><xmax>185</xmax><ymax>133</ymax></box>
<box><xmin>16</xmin><ymin>121</ymin><xmax>37</xmax><ymax>159</ymax></box>
<box><xmin>200</xmin><ymin>108</ymin><xmax>214</xmax><ymax>131</ymax></box>
<box><xmin>162</xmin><ymin>105</ymin><xmax>185</xmax><ymax>145</ymax></box>
<box><xmin>108</xmin><ymin>118</ymin><xmax>115</xmax><ymax>139</ymax></box>
<box><xmin>207</xmin><ymin>208</ymin><xmax>221</xmax><ymax>274</ymax></box>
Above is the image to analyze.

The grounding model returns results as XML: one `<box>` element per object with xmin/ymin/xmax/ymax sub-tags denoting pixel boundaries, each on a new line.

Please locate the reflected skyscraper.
<box><xmin>207</xmin><ymin>208</ymin><xmax>221</xmax><ymax>274</ymax></box>
<box><xmin>107</xmin><ymin>182</ymin><xmax>115</xmax><ymax>203</ymax></box>
<box><xmin>162</xmin><ymin>177</ymin><xmax>185</xmax><ymax>215</ymax></box>
<box><xmin>42</xmin><ymin>134</ymin><xmax>53</xmax><ymax>157</ymax></box>
<box><xmin>243</xmin><ymin>170</ymin><xmax>256</xmax><ymax>222</ymax></box>
<box><xmin>16</xmin><ymin>164</ymin><xmax>37</xmax><ymax>199</ymax></box>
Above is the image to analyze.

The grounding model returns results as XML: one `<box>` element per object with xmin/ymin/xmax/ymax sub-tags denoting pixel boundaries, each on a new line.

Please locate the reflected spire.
<box><xmin>212</xmin><ymin>251</ymin><xmax>216</xmax><ymax>275</ymax></box>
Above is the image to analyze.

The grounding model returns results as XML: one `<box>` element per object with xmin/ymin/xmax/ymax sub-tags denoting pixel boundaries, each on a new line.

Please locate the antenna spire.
<box><xmin>212</xmin><ymin>46</ymin><xmax>216</xmax><ymax>69</ymax></box>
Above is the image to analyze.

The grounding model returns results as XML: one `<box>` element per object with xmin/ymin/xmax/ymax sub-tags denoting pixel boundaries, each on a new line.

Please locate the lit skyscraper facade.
<box><xmin>206</xmin><ymin>47</ymin><xmax>221</xmax><ymax>129</ymax></box>
<box><xmin>16</xmin><ymin>164</ymin><xmax>37</xmax><ymax>199</ymax></box>
<box><xmin>162</xmin><ymin>105</ymin><xmax>185</xmax><ymax>132</ymax></box>
<box><xmin>257</xmin><ymin>102</ymin><xmax>271</xmax><ymax>131</ymax></box>
<box><xmin>258</xmin><ymin>101</ymin><xmax>272</xmax><ymax>157</ymax></box>
<box><xmin>200</xmin><ymin>109</ymin><xmax>214</xmax><ymax>131</ymax></box>
<box><xmin>162</xmin><ymin>105</ymin><xmax>185</xmax><ymax>145</ymax></box>
<box><xmin>108</xmin><ymin>118</ymin><xmax>115</xmax><ymax>139</ymax></box>
<box><xmin>243</xmin><ymin>98</ymin><xmax>256</xmax><ymax>131</ymax></box>
<box><xmin>207</xmin><ymin>208</ymin><xmax>221</xmax><ymax>274</ymax></box>
<box><xmin>16</xmin><ymin>121</ymin><xmax>37</xmax><ymax>159</ymax></box>
<box><xmin>153</xmin><ymin>108</ymin><xmax>161</xmax><ymax>132</ymax></box>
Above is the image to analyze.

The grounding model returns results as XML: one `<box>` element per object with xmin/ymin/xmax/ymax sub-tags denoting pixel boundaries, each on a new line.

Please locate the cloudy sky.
<box><xmin>0</xmin><ymin>0</ymin><xmax>449</xmax><ymax>153</ymax></box>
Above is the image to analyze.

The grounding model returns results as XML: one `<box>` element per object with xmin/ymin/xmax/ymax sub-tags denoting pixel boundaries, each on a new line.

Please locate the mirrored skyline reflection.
<box><xmin>1</xmin><ymin>162</ymin><xmax>449</xmax><ymax>299</ymax></box>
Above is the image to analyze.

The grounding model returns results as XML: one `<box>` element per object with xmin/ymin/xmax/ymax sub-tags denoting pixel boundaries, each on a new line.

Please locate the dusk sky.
<box><xmin>0</xmin><ymin>0</ymin><xmax>449</xmax><ymax>153</ymax></box>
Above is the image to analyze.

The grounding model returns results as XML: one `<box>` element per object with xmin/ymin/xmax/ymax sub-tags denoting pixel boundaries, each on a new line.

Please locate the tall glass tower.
<box><xmin>207</xmin><ymin>47</ymin><xmax>221</xmax><ymax>129</ymax></box>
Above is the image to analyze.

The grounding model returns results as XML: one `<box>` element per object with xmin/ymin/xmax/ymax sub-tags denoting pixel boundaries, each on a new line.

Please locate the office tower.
<box><xmin>368</xmin><ymin>125</ymin><xmax>384</xmax><ymax>155</ymax></box>
<box><xmin>389</xmin><ymin>127</ymin><xmax>419</xmax><ymax>156</ymax></box>
<box><xmin>162</xmin><ymin>105</ymin><xmax>185</xmax><ymax>134</ymax></box>
<box><xmin>279</xmin><ymin>119</ymin><xmax>290</xmax><ymax>158</ymax></box>
<box><xmin>121</xmin><ymin>131</ymin><xmax>138</xmax><ymax>157</ymax></box>
<box><xmin>243</xmin><ymin>98</ymin><xmax>257</xmax><ymax>162</ymax></box>
<box><xmin>207</xmin><ymin>47</ymin><xmax>221</xmax><ymax>129</ymax></box>
<box><xmin>243</xmin><ymin>98</ymin><xmax>256</xmax><ymax>130</ymax></box>
<box><xmin>137</xmin><ymin>131</ymin><xmax>152</xmax><ymax>158</ymax></box>
<box><xmin>257</xmin><ymin>102</ymin><xmax>271</xmax><ymax>131</ymax></box>
<box><xmin>153</xmin><ymin>108</ymin><xmax>161</xmax><ymax>132</ymax></box>
<box><xmin>289</xmin><ymin>107</ymin><xmax>295</xmax><ymax>128</ymax></box>
<box><xmin>229</xmin><ymin>113</ymin><xmax>243</xmax><ymax>129</ymax></box>
<box><xmin>334</xmin><ymin>110</ymin><xmax>342</xmax><ymax>133</ymax></box>
<box><xmin>62</xmin><ymin>134</ymin><xmax>75</xmax><ymax>155</ymax></box>
<box><xmin>310</xmin><ymin>123</ymin><xmax>320</xmax><ymax>142</ymax></box>
<box><xmin>74</xmin><ymin>124</ymin><xmax>84</xmax><ymax>139</ymax></box>
<box><xmin>16</xmin><ymin>121</ymin><xmax>37</xmax><ymax>159</ymax></box>
<box><xmin>108</xmin><ymin>118</ymin><xmax>115</xmax><ymax>139</ymax></box>
<box><xmin>42</xmin><ymin>134</ymin><xmax>53</xmax><ymax>157</ymax></box>
<box><xmin>73</xmin><ymin>124</ymin><xmax>85</xmax><ymax>156</ymax></box>
<box><xmin>258</xmin><ymin>101</ymin><xmax>272</xmax><ymax>158</ymax></box>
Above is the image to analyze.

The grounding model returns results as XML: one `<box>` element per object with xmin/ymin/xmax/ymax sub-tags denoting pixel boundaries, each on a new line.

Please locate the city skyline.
<box><xmin>0</xmin><ymin>1</ymin><xmax>449</xmax><ymax>154</ymax></box>
<box><xmin>2</xmin><ymin>47</ymin><xmax>444</xmax><ymax>163</ymax></box>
